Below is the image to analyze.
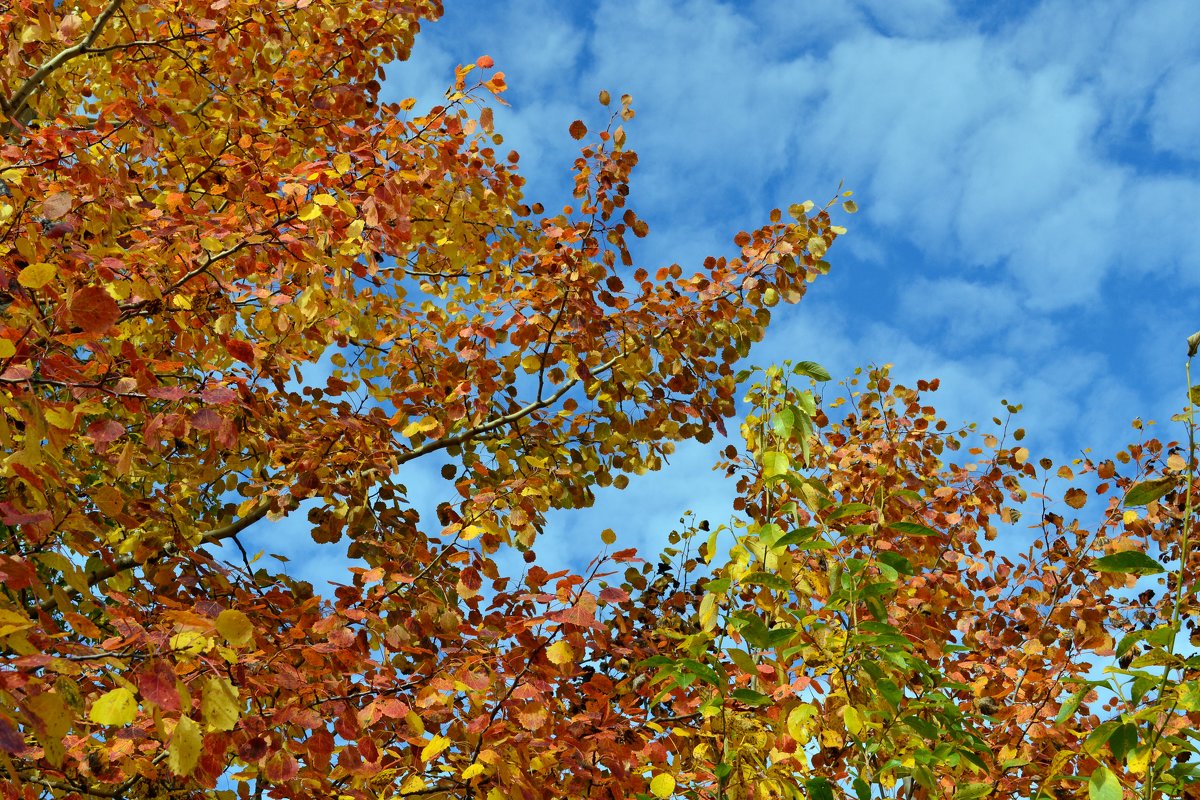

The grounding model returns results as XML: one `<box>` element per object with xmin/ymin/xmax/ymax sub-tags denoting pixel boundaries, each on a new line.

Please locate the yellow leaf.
<box><xmin>216</xmin><ymin>609</ymin><xmax>254</xmax><ymax>646</ymax></box>
<box><xmin>650</xmin><ymin>773</ymin><xmax>676</xmax><ymax>798</ymax></box>
<box><xmin>0</xmin><ymin>608</ymin><xmax>34</xmax><ymax>637</ymax></box>
<box><xmin>27</xmin><ymin>692</ymin><xmax>69</xmax><ymax>766</ymax></box>
<box><xmin>1127</xmin><ymin>746</ymin><xmax>1150</xmax><ymax>775</ymax></box>
<box><xmin>44</xmin><ymin>407</ymin><xmax>76</xmax><ymax>429</ymax></box>
<box><xmin>462</xmin><ymin>763</ymin><xmax>484</xmax><ymax>779</ymax></box>
<box><xmin>347</xmin><ymin>219</ymin><xmax>365</xmax><ymax>239</ymax></box>
<box><xmin>546</xmin><ymin>640</ymin><xmax>574</xmax><ymax>665</ymax></box>
<box><xmin>601</xmin><ymin>528</ymin><xmax>617</xmax><ymax>545</ymax></box>
<box><xmin>520</xmin><ymin>354</ymin><xmax>542</xmax><ymax>373</ymax></box>
<box><xmin>168</xmin><ymin>715</ymin><xmax>202</xmax><ymax>776</ymax></box>
<box><xmin>89</xmin><ymin>687</ymin><xmax>137</xmax><ymax>726</ymax></box>
<box><xmin>421</xmin><ymin>734</ymin><xmax>450</xmax><ymax>762</ymax></box>
<box><xmin>200</xmin><ymin>676</ymin><xmax>239</xmax><ymax>731</ymax></box>
<box><xmin>298</xmin><ymin>203</ymin><xmax>322</xmax><ymax>221</ymax></box>
<box><xmin>0</xmin><ymin>339</ymin><xmax>15</xmax><ymax>359</ymax></box>
<box><xmin>200</xmin><ymin>237</ymin><xmax>223</xmax><ymax>252</ymax></box>
<box><xmin>843</xmin><ymin>705</ymin><xmax>863</xmax><ymax>736</ymax></box>
<box><xmin>333</xmin><ymin>153</ymin><xmax>352</xmax><ymax>174</ymax></box>
<box><xmin>170</xmin><ymin>630</ymin><xmax>209</xmax><ymax>655</ymax></box>
<box><xmin>18</xmin><ymin>262</ymin><xmax>56</xmax><ymax>289</ymax></box>
<box><xmin>400</xmin><ymin>775</ymin><xmax>426</xmax><ymax>793</ymax></box>
<box><xmin>459</xmin><ymin>525</ymin><xmax>484</xmax><ymax>541</ymax></box>
<box><xmin>698</xmin><ymin>593</ymin><xmax>717</xmax><ymax>632</ymax></box>
<box><xmin>312</xmin><ymin>193</ymin><xmax>336</xmax><ymax>206</ymax></box>
<box><xmin>401</xmin><ymin>416</ymin><xmax>438</xmax><ymax>438</ymax></box>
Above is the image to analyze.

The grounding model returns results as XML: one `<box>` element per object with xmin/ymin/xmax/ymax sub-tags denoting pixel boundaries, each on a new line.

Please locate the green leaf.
<box><xmin>1087</xmin><ymin>766</ymin><xmax>1122</xmax><ymax>800</ymax></box>
<box><xmin>1055</xmin><ymin>686</ymin><xmax>1088</xmax><ymax>723</ymax></box>
<box><xmin>762</xmin><ymin>451</ymin><xmax>790</xmax><ymax>478</ymax></box>
<box><xmin>771</xmin><ymin>408</ymin><xmax>796</xmax><ymax>438</ymax></box>
<box><xmin>741</xmin><ymin>571</ymin><xmax>792</xmax><ymax>592</ymax></box>
<box><xmin>730</xmin><ymin>688</ymin><xmax>771</xmax><ymax>706</ymax></box>
<box><xmin>889</xmin><ymin>521</ymin><xmax>940</xmax><ymax>537</ymax></box>
<box><xmin>877</xmin><ymin>550</ymin><xmax>914</xmax><ymax>575</ymax></box>
<box><xmin>1124</xmin><ymin>477</ymin><xmax>1176</xmax><ymax>506</ymax></box>
<box><xmin>792</xmin><ymin>361</ymin><xmax>831</xmax><ymax>381</ymax></box>
<box><xmin>806</xmin><ymin>777</ymin><xmax>834</xmax><ymax>800</ymax></box>
<box><xmin>827</xmin><ymin>502</ymin><xmax>872</xmax><ymax>521</ymax></box>
<box><xmin>679</xmin><ymin>659</ymin><xmax>721</xmax><ymax>687</ymax></box>
<box><xmin>1108</xmin><ymin>722</ymin><xmax>1138</xmax><ymax>763</ymax></box>
<box><xmin>1089</xmin><ymin>551</ymin><xmax>1165</xmax><ymax>576</ymax></box>
<box><xmin>955</xmin><ymin>783</ymin><xmax>993</xmax><ymax>800</ymax></box>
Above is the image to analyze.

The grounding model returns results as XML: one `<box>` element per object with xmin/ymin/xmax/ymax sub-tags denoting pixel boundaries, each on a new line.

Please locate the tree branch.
<box><xmin>3</xmin><ymin>0</ymin><xmax>126</xmax><ymax>137</ymax></box>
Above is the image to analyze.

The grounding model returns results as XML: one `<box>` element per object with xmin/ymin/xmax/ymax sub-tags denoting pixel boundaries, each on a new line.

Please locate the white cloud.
<box><xmin>1149</xmin><ymin>61</ymin><xmax>1200</xmax><ymax>159</ymax></box>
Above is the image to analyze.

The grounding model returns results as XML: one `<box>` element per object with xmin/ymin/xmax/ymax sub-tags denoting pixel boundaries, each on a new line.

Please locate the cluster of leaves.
<box><xmin>639</xmin><ymin>363</ymin><xmax>1200</xmax><ymax>800</ymax></box>
<box><xmin>0</xmin><ymin>1</ymin><xmax>845</xmax><ymax>799</ymax></box>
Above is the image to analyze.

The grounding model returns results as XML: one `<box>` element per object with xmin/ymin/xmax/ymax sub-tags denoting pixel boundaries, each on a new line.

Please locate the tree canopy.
<box><xmin>2</xmin><ymin>2</ymin><xmax>1199</xmax><ymax>800</ymax></box>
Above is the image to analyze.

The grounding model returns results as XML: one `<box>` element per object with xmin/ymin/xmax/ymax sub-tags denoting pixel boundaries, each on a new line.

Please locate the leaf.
<box><xmin>1124</xmin><ymin>478</ymin><xmax>1176</xmax><ymax>506</ymax></box>
<box><xmin>649</xmin><ymin>773</ymin><xmax>676</xmax><ymax>799</ymax></box>
<box><xmin>421</xmin><ymin>734</ymin><xmax>451</xmax><ymax>762</ymax></box>
<box><xmin>730</xmin><ymin>688</ymin><xmax>771</xmax><ymax>706</ymax></box>
<box><xmin>1087</xmin><ymin>766</ymin><xmax>1122</xmax><ymax>800</ymax></box>
<box><xmin>333</xmin><ymin>153</ymin><xmax>352</xmax><ymax>174</ymax></box>
<box><xmin>200</xmin><ymin>677</ymin><xmax>240</xmax><ymax>731</ymax></box>
<box><xmin>889</xmin><ymin>521</ymin><xmax>940</xmax><ymax>537</ymax></box>
<box><xmin>546</xmin><ymin>640</ymin><xmax>574</xmax><ymax>665</ymax></box>
<box><xmin>1089</xmin><ymin>551</ymin><xmax>1165</xmax><ymax>576</ymax></box>
<box><xmin>90</xmin><ymin>687</ymin><xmax>137</xmax><ymax>726</ymax></box>
<box><xmin>69</xmin><ymin>285</ymin><xmax>121</xmax><ymax>335</ymax></box>
<box><xmin>954</xmin><ymin>784</ymin><xmax>993</xmax><ymax>800</ymax></box>
<box><xmin>0</xmin><ymin>339</ymin><xmax>14</xmax><ymax>359</ymax></box>
<box><xmin>168</xmin><ymin>715</ymin><xmax>202</xmax><ymax>776</ymax></box>
<box><xmin>226</xmin><ymin>338</ymin><xmax>255</xmax><ymax>366</ymax></box>
<box><xmin>298</xmin><ymin>203</ymin><xmax>322</xmax><ymax>221</ymax></box>
<box><xmin>18</xmin><ymin>262</ymin><xmax>56</xmax><ymax>289</ymax></box>
<box><xmin>792</xmin><ymin>360</ymin><xmax>831</xmax><ymax>381</ymax></box>
<box><xmin>600</xmin><ymin>528</ymin><xmax>617</xmax><ymax>545</ymax></box>
<box><xmin>762</xmin><ymin>451</ymin><xmax>790</xmax><ymax>478</ymax></box>
<box><xmin>1064</xmin><ymin>487</ymin><xmax>1088</xmax><ymax>509</ymax></box>
<box><xmin>312</xmin><ymin>193</ymin><xmax>337</xmax><ymax>206</ymax></box>
<box><xmin>42</xmin><ymin>192</ymin><xmax>73</xmax><ymax>219</ymax></box>
<box><xmin>138</xmin><ymin>660</ymin><xmax>181</xmax><ymax>711</ymax></box>
<box><xmin>1054</xmin><ymin>686</ymin><xmax>1088</xmax><ymax>723</ymax></box>
<box><xmin>216</xmin><ymin>609</ymin><xmax>254</xmax><ymax>646</ymax></box>
<box><xmin>843</xmin><ymin>705</ymin><xmax>863</xmax><ymax>735</ymax></box>
<box><xmin>569</xmin><ymin>120</ymin><xmax>588</xmax><ymax>140</ymax></box>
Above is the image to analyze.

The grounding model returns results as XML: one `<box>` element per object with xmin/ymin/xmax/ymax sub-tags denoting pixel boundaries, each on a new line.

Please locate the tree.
<box><xmin>644</xmin><ymin>361</ymin><xmax>1200</xmax><ymax>800</ymax></box>
<box><xmin>0</xmin><ymin>2</ymin><xmax>843</xmax><ymax>798</ymax></box>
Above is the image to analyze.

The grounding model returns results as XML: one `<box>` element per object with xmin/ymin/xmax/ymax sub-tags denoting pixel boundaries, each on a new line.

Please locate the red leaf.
<box><xmin>600</xmin><ymin>586</ymin><xmax>629</xmax><ymax>603</ymax></box>
<box><xmin>88</xmin><ymin>419</ymin><xmax>125</xmax><ymax>444</ymax></box>
<box><xmin>138</xmin><ymin>659</ymin><xmax>180</xmax><ymax>711</ymax></box>
<box><xmin>69</xmin><ymin>285</ymin><xmax>120</xmax><ymax>335</ymax></box>
<box><xmin>226</xmin><ymin>338</ymin><xmax>255</xmax><ymax>366</ymax></box>
<box><xmin>264</xmin><ymin>749</ymin><xmax>299</xmax><ymax>782</ymax></box>
<box><xmin>569</xmin><ymin>120</ymin><xmax>587</xmax><ymax>140</ymax></box>
<box><xmin>547</xmin><ymin>603</ymin><xmax>598</xmax><ymax>629</ymax></box>
<box><xmin>475</xmin><ymin>54</ymin><xmax>494</xmax><ymax>69</ymax></box>
<box><xmin>0</xmin><ymin>716</ymin><xmax>26</xmax><ymax>755</ymax></box>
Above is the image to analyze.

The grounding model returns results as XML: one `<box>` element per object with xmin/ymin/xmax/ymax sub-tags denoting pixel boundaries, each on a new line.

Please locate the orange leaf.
<box><xmin>69</xmin><ymin>285</ymin><xmax>120</xmax><ymax>335</ymax></box>
<box><xmin>569</xmin><ymin>120</ymin><xmax>587</xmax><ymax>140</ymax></box>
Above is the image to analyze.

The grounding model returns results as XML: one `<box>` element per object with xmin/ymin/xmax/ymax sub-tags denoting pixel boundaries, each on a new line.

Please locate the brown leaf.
<box><xmin>1064</xmin><ymin>488</ymin><xmax>1088</xmax><ymax>509</ymax></box>
<box><xmin>41</xmin><ymin>192</ymin><xmax>73</xmax><ymax>220</ymax></box>
<box><xmin>569</xmin><ymin>120</ymin><xmax>587</xmax><ymax>140</ymax></box>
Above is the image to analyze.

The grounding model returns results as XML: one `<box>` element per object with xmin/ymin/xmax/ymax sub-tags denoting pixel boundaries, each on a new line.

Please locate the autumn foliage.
<box><xmin>2</xmin><ymin>2</ymin><xmax>1199</xmax><ymax>800</ymax></box>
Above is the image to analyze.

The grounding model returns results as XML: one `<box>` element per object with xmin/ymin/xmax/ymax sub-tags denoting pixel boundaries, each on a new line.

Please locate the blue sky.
<box><xmin>243</xmin><ymin>0</ymin><xmax>1200</xmax><ymax>581</ymax></box>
